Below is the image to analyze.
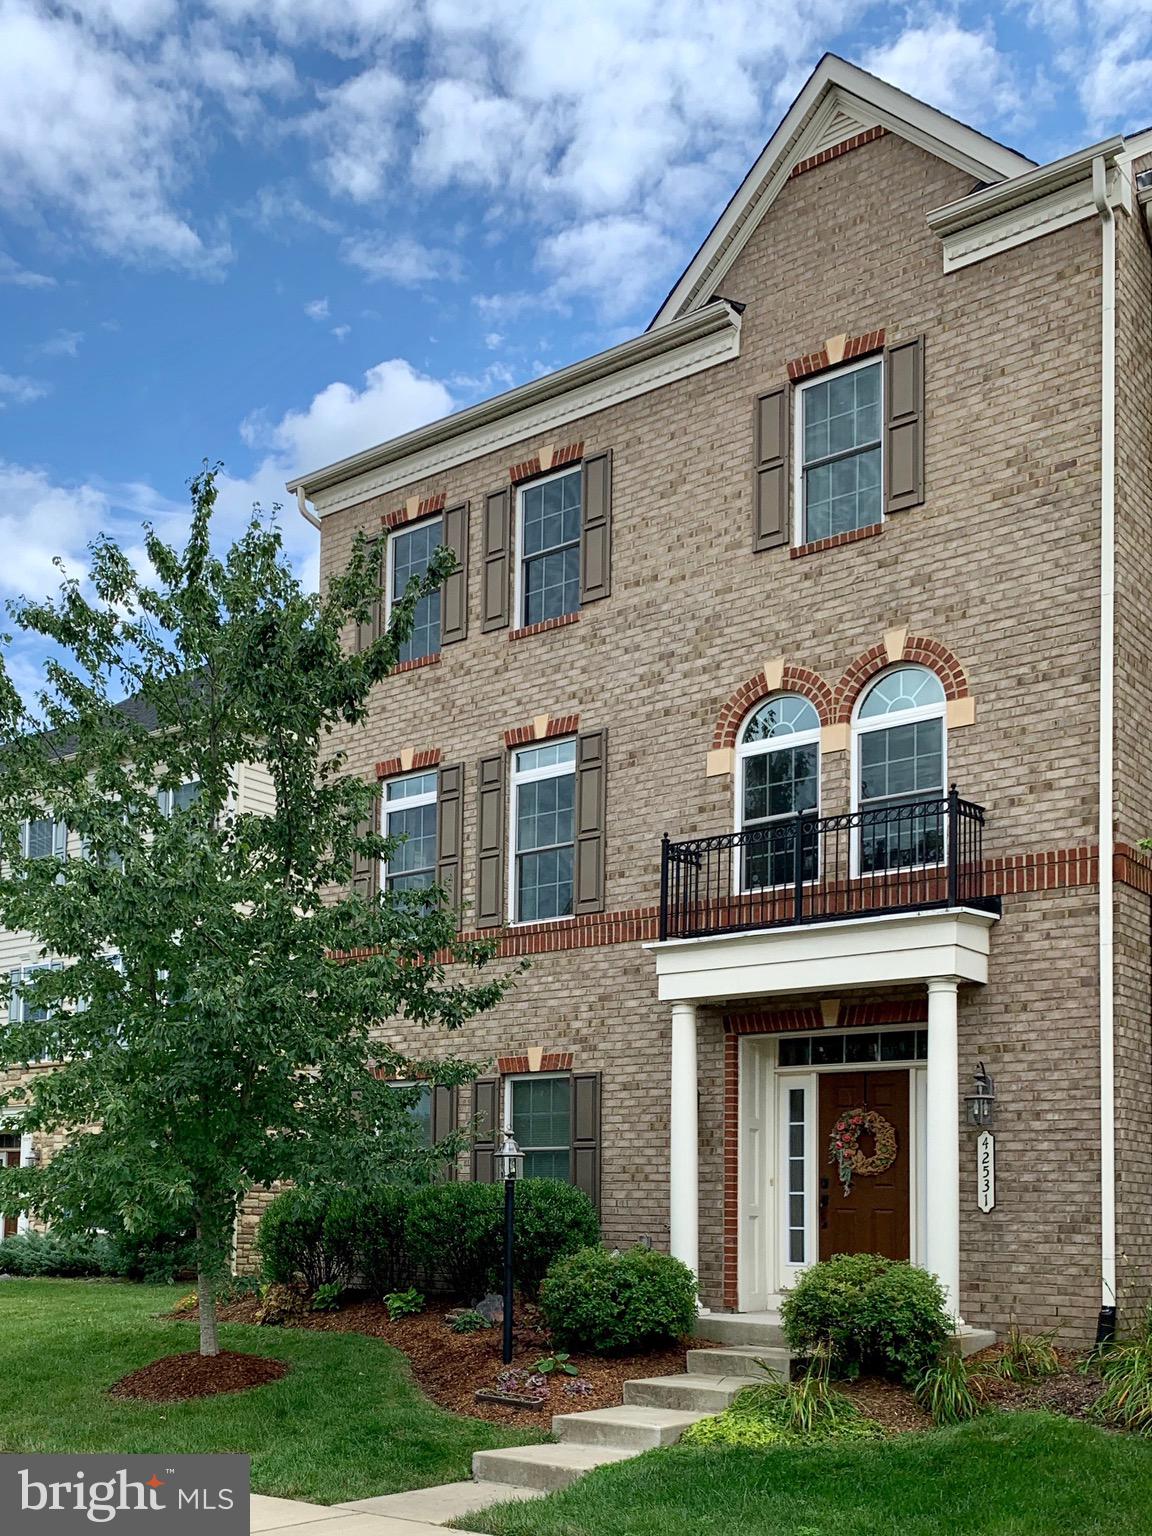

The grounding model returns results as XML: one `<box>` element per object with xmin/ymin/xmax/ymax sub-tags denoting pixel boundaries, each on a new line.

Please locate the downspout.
<box><xmin>295</xmin><ymin>486</ymin><xmax>321</xmax><ymax>530</ymax></box>
<box><xmin>1092</xmin><ymin>153</ymin><xmax>1117</xmax><ymax>1342</ymax></box>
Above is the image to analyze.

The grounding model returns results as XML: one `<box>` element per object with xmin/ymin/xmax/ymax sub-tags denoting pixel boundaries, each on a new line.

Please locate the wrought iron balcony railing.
<box><xmin>658</xmin><ymin>789</ymin><xmax>999</xmax><ymax>941</ymax></box>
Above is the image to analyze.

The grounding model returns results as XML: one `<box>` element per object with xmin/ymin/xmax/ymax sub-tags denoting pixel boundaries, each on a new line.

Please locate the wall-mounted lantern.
<box><xmin>964</xmin><ymin>1061</ymin><xmax>996</xmax><ymax>1128</ymax></box>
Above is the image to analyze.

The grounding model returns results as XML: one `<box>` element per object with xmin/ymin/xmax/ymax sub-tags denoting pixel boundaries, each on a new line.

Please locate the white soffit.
<box><xmin>649</xmin><ymin>53</ymin><xmax>1034</xmax><ymax>330</ymax></box>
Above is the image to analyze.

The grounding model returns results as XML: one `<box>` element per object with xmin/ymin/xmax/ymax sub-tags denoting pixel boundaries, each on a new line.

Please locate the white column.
<box><xmin>669</xmin><ymin>1001</ymin><xmax>699</xmax><ymax>1284</ymax></box>
<box><xmin>925</xmin><ymin>976</ymin><xmax>963</xmax><ymax>1326</ymax></box>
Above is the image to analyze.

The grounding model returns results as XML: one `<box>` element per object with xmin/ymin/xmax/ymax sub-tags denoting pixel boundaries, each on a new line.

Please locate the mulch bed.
<box><xmin>108</xmin><ymin>1350</ymin><xmax>289</xmax><ymax>1403</ymax></box>
<box><xmin>166</xmin><ymin>1294</ymin><xmax>710</xmax><ymax>1431</ymax></box>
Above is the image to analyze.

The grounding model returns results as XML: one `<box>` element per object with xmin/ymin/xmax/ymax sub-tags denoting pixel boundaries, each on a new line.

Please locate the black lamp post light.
<box><xmin>495</xmin><ymin>1127</ymin><xmax>525</xmax><ymax>1364</ymax></box>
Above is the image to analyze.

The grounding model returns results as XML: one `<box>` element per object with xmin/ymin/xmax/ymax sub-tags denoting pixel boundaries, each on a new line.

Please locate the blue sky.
<box><xmin>1</xmin><ymin>1</ymin><xmax>1150</xmax><ymax>697</ymax></box>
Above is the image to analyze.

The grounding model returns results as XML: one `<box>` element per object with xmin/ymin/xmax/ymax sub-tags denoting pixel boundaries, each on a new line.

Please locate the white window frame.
<box><xmin>385</xmin><ymin>513</ymin><xmax>443</xmax><ymax>663</ymax></box>
<box><xmin>850</xmin><ymin>667</ymin><xmax>948</xmax><ymax>879</ymax></box>
<box><xmin>381</xmin><ymin>770</ymin><xmax>438</xmax><ymax>894</ymax></box>
<box><xmin>792</xmin><ymin>355</ymin><xmax>884</xmax><ymax>547</ymax></box>
<box><xmin>513</xmin><ymin>465</ymin><xmax>583</xmax><ymax>631</ymax></box>
<box><xmin>0</xmin><ymin>1114</ymin><xmax>34</xmax><ymax>1238</ymax></box>
<box><xmin>8</xmin><ymin>960</ymin><xmax>64</xmax><ymax>1064</ymax></box>
<box><xmin>19</xmin><ymin>815</ymin><xmax>67</xmax><ymax>862</ymax></box>
<box><xmin>508</xmin><ymin>738</ymin><xmax>577</xmax><ymax>926</ymax></box>
<box><xmin>157</xmin><ymin>781</ymin><xmax>202</xmax><ymax>817</ymax></box>
<box><xmin>503</xmin><ymin>1071</ymin><xmax>572</xmax><ymax>1181</ymax></box>
<box><xmin>734</xmin><ymin>695</ymin><xmax>822</xmax><ymax>894</ymax></box>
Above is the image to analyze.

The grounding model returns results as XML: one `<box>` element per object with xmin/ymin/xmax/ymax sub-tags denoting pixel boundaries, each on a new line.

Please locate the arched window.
<box><xmin>737</xmin><ymin>695</ymin><xmax>820</xmax><ymax>889</ymax></box>
<box><xmin>853</xmin><ymin>666</ymin><xmax>946</xmax><ymax>871</ymax></box>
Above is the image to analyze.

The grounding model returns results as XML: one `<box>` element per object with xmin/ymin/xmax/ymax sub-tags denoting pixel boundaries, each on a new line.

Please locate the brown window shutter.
<box><xmin>471</xmin><ymin>1077</ymin><xmax>499</xmax><ymax>1182</ymax></box>
<box><xmin>475</xmin><ymin>753</ymin><xmax>506</xmax><ymax>927</ymax></box>
<box><xmin>481</xmin><ymin>488</ymin><xmax>511</xmax><ymax>632</ymax></box>
<box><xmin>579</xmin><ymin>450</ymin><xmax>612</xmax><ymax>604</ymax></box>
<box><xmin>356</xmin><ymin>539</ymin><xmax>386</xmax><ymax>652</ymax></box>
<box><xmin>570</xmin><ymin>1072</ymin><xmax>601</xmax><ymax>1207</ymax></box>
<box><xmin>441</xmin><ymin>501</ymin><xmax>469</xmax><ymax>645</ymax></box>
<box><xmin>350</xmin><ymin>787</ymin><xmax>381</xmax><ymax>900</ymax></box>
<box><xmin>753</xmin><ymin>386</ymin><xmax>789</xmax><ymax>551</ymax></box>
<box><xmin>436</xmin><ymin>763</ymin><xmax>464</xmax><ymax>915</ymax></box>
<box><xmin>432</xmin><ymin>1083</ymin><xmax>458</xmax><ymax>1181</ymax></box>
<box><xmin>573</xmin><ymin>728</ymin><xmax>607</xmax><ymax>915</ymax></box>
<box><xmin>885</xmin><ymin>337</ymin><xmax>925</xmax><ymax>513</ymax></box>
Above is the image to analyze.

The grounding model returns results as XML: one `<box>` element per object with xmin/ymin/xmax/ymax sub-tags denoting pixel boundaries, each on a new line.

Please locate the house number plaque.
<box><xmin>976</xmin><ymin>1130</ymin><xmax>995</xmax><ymax>1213</ymax></box>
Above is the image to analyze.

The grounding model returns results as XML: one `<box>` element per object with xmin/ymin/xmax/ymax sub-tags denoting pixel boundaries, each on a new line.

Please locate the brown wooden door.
<box><xmin>818</xmin><ymin>1071</ymin><xmax>910</xmax><ymax>1261</ymax></box>
<box><xmin>0</xmin><ymin>1140</ymin><xmax>20</xmax><ymax>1241</ymax></box>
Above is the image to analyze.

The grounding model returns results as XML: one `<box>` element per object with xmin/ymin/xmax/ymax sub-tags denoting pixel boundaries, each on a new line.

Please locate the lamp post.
<box><xmin>495</xmin><ymin>1127</ymin><xmax>524</xmax><ymax>1365</ymax></box>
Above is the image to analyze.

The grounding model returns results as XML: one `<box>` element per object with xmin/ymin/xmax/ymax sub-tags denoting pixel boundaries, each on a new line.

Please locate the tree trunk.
<box><xmin>197</xmin><ymin>1262</ymin><xmax>220</xmax><ymax>1358</ymax></box>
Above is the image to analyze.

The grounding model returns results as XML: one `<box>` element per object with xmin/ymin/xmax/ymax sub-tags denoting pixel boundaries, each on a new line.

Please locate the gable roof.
<box><xmin>649</xmin><ymin>53</ymin><xmax>1035</xmax><ymax>330</ymax></box>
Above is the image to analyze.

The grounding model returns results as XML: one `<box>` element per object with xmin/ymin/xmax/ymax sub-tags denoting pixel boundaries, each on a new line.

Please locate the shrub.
<box><xmin>257</xmin><ymin>1190</ymin><xmax>353</xmax><ymax>1292</ymax></box>
<box><xmin>405</xmin><ymin>1183</ymin><xmax>501</xmax><ymax>1299</ymax></box>
<box><xmin>1091</xmin><ymin>1308</ymin><xmax>1152</xmax><ymax>1434</ymax></box>
<box><xmin>324</xmin><ymin>1186</ymin><xmax>412</xmax><ymax>1298</ymax></box>
<box><xmin>916</xmin><ymin>1351</ymin><xmax>986</xmax><ymax>1426</ymax></box>
<box><xmin>512</xmin><ymin>1180</ymin><xmax>600</xmax><ymax>1298</ymax></box>
<box><xmin>539</xmin><ymin>1245</ymin><xmax>697</xmax><ymax>1354</ymax></box>
<box><xmin>780</xmin><ymin>1253</ymin><xmax>950</xmax><ymax>1386</ymax></box>
<box><xmin>102</xmin><ymin>1221</ymin><xmax>196</xmax><ymax>1285</ymax></box>
<box><xmin>0</xmin><ymin>1230</ymin><xmax>115</xmax><ymax>1278</ymax></box>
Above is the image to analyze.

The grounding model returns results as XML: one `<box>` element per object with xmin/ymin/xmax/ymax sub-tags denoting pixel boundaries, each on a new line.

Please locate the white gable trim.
<box><xmin>650</xmin><ymin>54</ymin><xmax>1034</xmax><ymax>330</ymax></box>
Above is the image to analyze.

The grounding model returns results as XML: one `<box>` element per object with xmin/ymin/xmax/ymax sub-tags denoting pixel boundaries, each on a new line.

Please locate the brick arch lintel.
<box><xmin>712</xmin><ymin>665</ymin><xmax>835</xmax><ymax>751</ymax></box>
<box><xmin>834</xmin><ymin>635</ymin><xmax>970</xmax><ymax>724</ymax></box>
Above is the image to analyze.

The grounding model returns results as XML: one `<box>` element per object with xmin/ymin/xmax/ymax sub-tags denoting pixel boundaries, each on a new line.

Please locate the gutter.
<box><xmin>928</xmin><ymin>136</ymin><xmax>1125</xmax><ymax>237</ymax></box>
<box><xmin>1092</xmin><ymin>152</ymin><xmax>1118</xmax><ymax>1342</ymax></box>
<box><xmin>295</xmin><ymin>486</ymin><xmax>321</xmax><ymax>530</ymax></box>
<box><xmin>286</xmin><ymin>300</ymin><xmax>741</xmax><ymax>505</ymax></box>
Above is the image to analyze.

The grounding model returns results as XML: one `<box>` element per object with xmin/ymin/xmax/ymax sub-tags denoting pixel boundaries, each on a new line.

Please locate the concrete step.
<box><xmin>954</xmin><ymin>1326</ymin><xmax>997</xmax><ymax>1358</ymax></box>
<box><xmin>471</xmin><ymin>1443</ymin><xmax>634</xmax><ymax>1492</ymax></box>
<box><xmin>685</xmin><ymin>1345</ymin><xmax>792</xmax><ymax>1380</ymax></box>
<box><xmin>552</xmin><ymin>1404</ymin><xmax>708</xmax><ymax>1449</ymax></box>
<box><xmin>623</xmin><ymin>1374</ymin><xmax>750</xmax><ymax>1412</ymax></box>
<box><xmin>694</xmin><ymin>1312</ymin><xmax>787</xmax><ymax>1348</ymax></box>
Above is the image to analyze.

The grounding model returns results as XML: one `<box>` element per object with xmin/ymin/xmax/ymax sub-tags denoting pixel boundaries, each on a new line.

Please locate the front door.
<box><xmin>818</xmin><ymin>1071</ymin><xmax>910</xmax><ymax>1261</ymax></box>
<box><xmin>0</xmin><ymin>1136</ymin><xmax>20</xmax><ymax>1240</ymax></box>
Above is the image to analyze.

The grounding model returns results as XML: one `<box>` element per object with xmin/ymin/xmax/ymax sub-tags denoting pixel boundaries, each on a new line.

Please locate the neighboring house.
<box><xmin>0</xmin><ymin>700</ymin><xmax>277</xmax><ymax>1237</ymax></box>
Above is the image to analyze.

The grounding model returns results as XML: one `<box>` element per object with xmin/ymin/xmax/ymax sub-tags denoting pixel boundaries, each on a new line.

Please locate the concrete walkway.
<box><xmin>251</xmin><ymin>1481</ymin><xmax>544</xmax><ymax>1536</ymax></box>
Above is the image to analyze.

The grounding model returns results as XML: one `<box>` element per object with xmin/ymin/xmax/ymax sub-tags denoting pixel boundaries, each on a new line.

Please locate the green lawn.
<box><xmin>465</xmin><ymin>1412</ymin><xmax>1152</xmax><ymax>1536</ymax></box>
<box><xmin>0</xmin><ymin>1280</ymin><xmax>539</xmax><ymax>1504</ymax></box>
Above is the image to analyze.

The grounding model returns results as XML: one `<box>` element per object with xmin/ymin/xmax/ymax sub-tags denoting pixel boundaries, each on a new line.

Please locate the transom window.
<box><xmin>777</xmin><ymin>1028</ymin><xmax>929</xmax><ymax>1067</ymax></box>
<box><xmin>389</xmin><ymin>517</ymin><xmax>442</xmax><ymax>664</ymax></box>
<box><xmin>511</xmin><ymin>740</ymin><xmax>576</xmax><ymax>922</ymax></box>
<box><xmin>383</xmin><ymin>772</ymin><xmax>438</xmax><ymax>894</ymax></box>
<box><xmin>505</xmin><ymin>1074</ymin><xmax>571</xmax><ymax>1181</ymax></box>
<box><xmin>798</xmin><ymin>358</ymin><xmax>882</xmax><ymax>543</ymax></box>
<box><xmin>854</xmin><ymin>666</ymin><xmax>946</xmax><ymax>872</ymax></box>
<box><xmin>738</xmin><ymin>695</ymin><xmax>820</xmax><ymax>889</ymax></box>
<box><xmin>518</xmin><ymin>467</ymin><xmax>581</xmax><ymax>627</ymax></box>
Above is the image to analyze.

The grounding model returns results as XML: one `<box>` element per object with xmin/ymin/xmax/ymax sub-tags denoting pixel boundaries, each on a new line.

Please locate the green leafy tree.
<box><xmin>0</xmin><ymin>467</ymin><xmax>512</xmax><ymax>1355</ymax></box>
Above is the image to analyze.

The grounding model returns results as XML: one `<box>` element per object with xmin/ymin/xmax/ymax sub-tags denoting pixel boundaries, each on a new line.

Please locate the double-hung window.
<box><xmin>510</xmin><ymin>740</ymin><xmax>576</xmax><ymax>922</ymax></box>
<box><xmin>797</xmin><ymin>358</ymin><xmax>882</xmax><ymax>544</ymax></box>
<box><xmin>517</xmin><ymin>467</ymin><xmax>581</xmax><ymax>627</ymax></box>
<box><xmin>157</xmin><ymin>781</ymin><xmax>201</xmax><ymax>816</ymax></box>
<box><xmin>388</xmin><ymin>517</ymin><xmax>442</xmax><ymax>664</ymax></box>
<box><xmin>737</xmin><ymin>695</ymin><xmax>820</xmax><ymax>888</ymax></box>
<box><xmin>20</xmin><ymin>816</ymin><xmax>66</xmax><ymax>862</ymax></box>
<box><xmin>505</xmin><ymin>1074</ymin><xmax>571</xmax><ymax>1181</ymax></box>
<box><xmin>9</xmin><ymin>962</ymin><xmax>62</xmax><ymax>1063</ymax></box>
<box><xmin>854</xmin><ymin>666</ymin><xmax>947</xmax><ymax>872</ymax></box>
<box><xmin>382</xmin><ymin>772</ymin><xmax>438</xmax><ymax>894</ymax></box>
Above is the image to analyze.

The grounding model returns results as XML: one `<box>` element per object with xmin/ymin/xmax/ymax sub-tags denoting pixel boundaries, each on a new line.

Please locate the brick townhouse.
<box><xmin>273</xmin><ymin>55</ymin><xmax>1152</xmax><ymax>1343</ymax></box>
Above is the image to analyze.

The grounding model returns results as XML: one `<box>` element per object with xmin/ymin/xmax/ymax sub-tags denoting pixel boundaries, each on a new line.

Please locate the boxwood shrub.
<box><xmin>539</xmin><ymin>1245</ymin><xmax>697</xmax><ymax>1353</ymax></box>
<box><xmin>324</xmin><ymin>1186</ymin><xmax>411</xmax><ymax>1298</ymax></box>
<box><xmin>404</xmin><ymin>1183</ymin><xmax>501</xmax><ymax>1299</ymax></box>
<box><xmin>0</xmin><ymin>1230</ymin><xmax>116</xmax><ymax>1278</ymax></box>
<box><xmin>511</xmin><ymin>1180</ymin><xmax>600</xmax><ymax>1298</ymax></box>
<box><xmin>257</xmin><ymin>1189</ymin><xmax>353</xmax><ymax>1292</ymax></box>
<box><xmin>780</xmin><ymin>1252</ymin><xmax>950</xmax><ymax>1385</ymax></box>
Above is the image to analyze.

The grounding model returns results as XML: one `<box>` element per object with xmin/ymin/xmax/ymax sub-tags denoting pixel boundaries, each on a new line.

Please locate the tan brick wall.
<box><xmin>306</xmin><ymin>131</ymin><xmax>1114</xmax><ymax>1336</ymax></box>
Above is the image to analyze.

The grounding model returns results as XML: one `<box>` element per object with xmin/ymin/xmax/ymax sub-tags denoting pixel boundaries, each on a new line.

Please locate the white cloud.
<box><xmin>537</xmin><ymin>216</ymin><xmax>677</xmax><ymax>320</ymax></box>
<box><xmin>331</xmin><ymin>324</ymin><xmax>351</xmax><ymax>341</ymax></box>
<box><xmin>341</xmin><ymin>233</ymin><xmax>463</xmax><ymax>285</ymax></box>
<box><xmin>0</xmin><ymin>459</ymin><xmax>114</xmax><ymax>599</ymax></box>
<box><xmin>304</xmin><ymin>297</ymin><xmax>330</xmax><ymax>320</ymax></box>
<box><xmin>0</xmin><ymin>251</ymin><xmax>54</xmax><ymax>287</ymax></box>
<box><xmin>303</xmin><ymin>64</ymin><xmax>407</xmax><ymax>202</ymax></box>
<box><xmin>0</xmin><ymin>0</ymin><xmax>223</xmax><ymax>269</ymax></box>
<box><xmin>34</xmin><ymin>328</ymin><xmax>83</xmax><ymax>358</ymax></box>
<box><xmin>0</xmin><ymin>370</ymin><xmax>48</xmax><ymax>405</ymax></box>
<box><xmin>863</xmin><ymin>19</ymin><xmax>1023</xmax><ymax>120</ymax></box>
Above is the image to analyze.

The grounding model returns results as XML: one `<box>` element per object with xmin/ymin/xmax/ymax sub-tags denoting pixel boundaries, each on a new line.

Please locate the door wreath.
<box><xmin>828</xmin><ymin>1106</ymin><xmax>898</xmax><ymax>1197</ymax></box>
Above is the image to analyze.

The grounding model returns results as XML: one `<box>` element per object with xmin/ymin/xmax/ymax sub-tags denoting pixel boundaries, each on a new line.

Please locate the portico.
<box><xmin>649</xmin><ymin>906</ymin><xmax>998</xmax><ymax>1322</ymax></box>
